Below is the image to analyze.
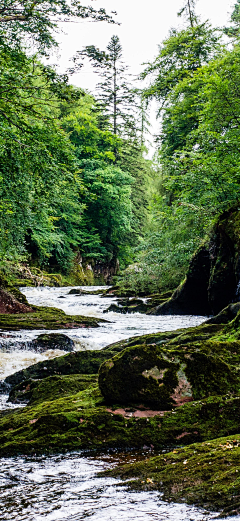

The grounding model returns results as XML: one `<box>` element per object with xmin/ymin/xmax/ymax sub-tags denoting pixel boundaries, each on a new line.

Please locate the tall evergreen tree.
<box><xmin>72</xmin><ymin>35</ymin><xmax>136</xmax><ymax>136</ymax></box>
<box><xmin>177</xmin><ymin>0</ymin><xmax>197</xmax><ymax>27</ymax></box>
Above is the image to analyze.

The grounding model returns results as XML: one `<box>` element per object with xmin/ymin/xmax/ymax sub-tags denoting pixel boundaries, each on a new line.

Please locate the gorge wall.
<box><xmin>154</xmin><ymin>206</ymin><xmax>240</xmax><ymax>316</ymax></box>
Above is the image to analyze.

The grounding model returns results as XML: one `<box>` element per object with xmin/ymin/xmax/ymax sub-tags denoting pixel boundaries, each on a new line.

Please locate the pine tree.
<box><xmin>71</xmin><ymin>35</ymin><xmax>136</xmax><ymax>136</ymax></box>
<box><xmin>178</xmin><ymin>0</ymin><xmax>197</xmax><ymax>27</ymax></box>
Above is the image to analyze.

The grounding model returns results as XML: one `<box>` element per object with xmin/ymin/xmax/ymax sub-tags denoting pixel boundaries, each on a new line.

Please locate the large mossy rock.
<box><xmin>153</xmin><ymin>207</ymin><xmax>240</xmax><ymax>316</ymax></box>
<box><xmin>1</xmin><ymin>382</ymin><xmax>240</xmax><ymax>459</ymax></box>
<box><xmin>206</xmin><ymin>302</ymin><xmax>240</xmax><ymax>325</ymax></box>
<box><xmin>152</xmin><ymin>247</ymin><xmax>211</xmax><ymax>316</ymax></box>
<box><xmin>98</xmin><ymin>342</ymin><xmax>239</xmax><ymax>409</ymax></box>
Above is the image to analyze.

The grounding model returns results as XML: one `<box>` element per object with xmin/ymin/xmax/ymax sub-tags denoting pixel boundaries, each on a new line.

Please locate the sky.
<box><xmin>51</xmin><ymin>0</ymin><xmax>235</xmax><ymax>151</ymax></box>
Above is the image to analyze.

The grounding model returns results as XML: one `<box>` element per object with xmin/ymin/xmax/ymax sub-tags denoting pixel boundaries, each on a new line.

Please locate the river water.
<box><xmin>0</xmin><ymin>286</ymin><xmax>237</xmax><ymax>521</ymax></box>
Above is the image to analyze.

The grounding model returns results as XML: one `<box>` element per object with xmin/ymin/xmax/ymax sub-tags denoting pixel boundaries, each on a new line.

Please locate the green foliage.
<box><xmin>0</xmin><ymin>35</ymin><xmax>148</xmax><ymax>274</ymax></box>
<box><xmin>120</xmin><ymin>14</ymin><xmax>240</xmax><ymax>294</ymax></box>
<box><xmin>0</xmin><ymin>0</ymin><xmax>115</xmax><ymax>52</ymax></box>
<box><xmin>72</xmin><ymin>35</ymin><xmax>137</xmax><ymax>136</ymax></box>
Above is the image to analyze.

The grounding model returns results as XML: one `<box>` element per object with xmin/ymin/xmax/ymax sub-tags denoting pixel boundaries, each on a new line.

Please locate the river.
<box><xmin>0</xmin><ymin>286</ymin><xmax>237</xmax><ymax>521</ymax></box>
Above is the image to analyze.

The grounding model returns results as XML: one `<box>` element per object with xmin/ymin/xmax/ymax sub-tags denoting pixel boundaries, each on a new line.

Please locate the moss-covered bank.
<box><xmin>0</xmin><ymin>271</ymin><xmax>105</xmax><ymax>329</ymax></box>
<box><xmin>0</xmin><ymin>261</ymin><xmax>96</xmax><ymax>288</ymax></box>
<box><xmin>1</xmin><ymin>376</ymin><xmax>240</xmax><ymax>458</ymax></box>
<box><xmin>0</xmin><ymin>305</ymin><xmax>105</xmax><ymax>331</ymax></box>
<box><xmin>2</xmin><ymin>313</ymin><xmax>240</xmax><ymax>512</ymax></box>
<box><xmin>103</xmin><ymin>434</ymin><xmax>240</xmax><ymax>516</ymax></box>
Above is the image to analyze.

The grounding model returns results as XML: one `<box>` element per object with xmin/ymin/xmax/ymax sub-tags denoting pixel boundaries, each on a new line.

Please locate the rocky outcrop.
<box><xmin>153</xmin><ymin>207</ymin><xmax>240</xmax><ymax>316</ymax></box>
<box><xmin>0</xmin><ymin>306</ymin><xmax>105</xmax><ymax>331</ymax></box>
<box><xmin>8</xmin><ymin>374</ymin><xmax>97</xmax><ymax>404</ymax></box>
<box><xmin>0</xmin><ymin>288</ymin><xmax>33</xmax><ymax>314</ymax></box>
<box><xmin>0</xmin><ymin>273</ymin><xmax>33</xmax><ymax>314</ymax></box>
<box><xmin>206</xmin><ymin>302</ymin><xmax>240</xmax><ymax>324</ymax></box>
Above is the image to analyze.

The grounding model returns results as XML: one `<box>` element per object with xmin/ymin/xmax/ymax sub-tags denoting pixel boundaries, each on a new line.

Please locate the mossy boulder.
<box><xmin>103</xmin><ymin>298</ymin><xmax>150</xmax><ymax>314</ymax></box>
<box><xmin>68</xmin><ymin>288</ymin><xmax>83</xmax><ymax>295</ymax></box>
<box><xmin>103</xmin><ymin>303</ymin><xmax>127</xmax><ymax>314</ymax></box>
<box><xmin>0</xmin><ymin>273</ymin><xmax>33</xmax><ymax>314</ymax></box>
<box><xmin>99</xmin><ymin>344</ymin><xmax>181</xmax><ymax>408</ymax></box>
<box><xmin>206</xmin><ymin>302</ymin><xmax>240</xmax><ymax>325</ymax></box>
<box><xmin>98</xmin><ymin>342</ymin><xmax>239</xmax><ymax>408</ymax></box>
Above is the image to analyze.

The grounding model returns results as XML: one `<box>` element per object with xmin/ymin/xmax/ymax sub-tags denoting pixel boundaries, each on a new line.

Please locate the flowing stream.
<box><xmin>0</xmin><ymin>286</ymin><xmax>237</xmax><ymax>521</ymax></box>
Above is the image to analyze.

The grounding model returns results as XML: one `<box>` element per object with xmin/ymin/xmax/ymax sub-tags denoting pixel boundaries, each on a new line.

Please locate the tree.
<box><xmin>224</xmin><ymin>1</ymin><xmax>240</xmax><ymax>38</ymax></box>
<box><xmin>0</xmin><ymin>0</ymin><xmax>116</xmax><ymax>52</ymax></box>
<box><xmin>177</xmin><ymin>0</ymin><xmax>197</xmax><ymax>28</ymax></box>
<box><xmin>141</xmin><ymin>16</ymin><xmax>221</xmax><ymax>160</ymax></box>
<box><xmin>72</xmin><ymin>35</ymin><xmax>136</xmax><ymax>136</ymax></box>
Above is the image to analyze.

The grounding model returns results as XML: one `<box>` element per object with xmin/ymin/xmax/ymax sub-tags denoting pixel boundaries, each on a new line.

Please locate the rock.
<box><xmin>8</xmin><ymin>374</ymin><xmax>97</xmax><ymax>405</ymax></box>
<box><xmin>106</xmin><ymin>432</ymin><xmax>240</xmax><ymax>515</ymax></box>
<box><xmin>31</xmin><ymin>333</ymin><xmax>75</xmax><ymax>352</ymax></box>
<box><xmin>68</xmin><ymin>289</ymin><xmax>82</xmax><ymax>295</ymax></box>
<box><xmin>151</xmin><ymin>247</ymin><xmax>211</xmax><ymax>316</ymax></box>
<box><xmin>152</xmin><ymin>207</ymin><xmax>240</xmax><ymax>316</ymax></box>
<box><xmin>8</xmin><ymin>378</ymin><xmax>37</xmax><ymax>403</ymax></box>
<box><xmin>0</xmin><ymin>288</ymin><xmax>33</xmax><ymax>314</ymax></box>
<box><xmin>103</xmin><ymin>303</ymin><xmax>127</xmax><ymax>314</ymax></box>
<box><xmin>103</xmin><ymin>298</ymin><xmax>149</xmax><ymax>314</ymax></box>
<box><xmin>128</xmin><ymin>303</ymin><xmax>148</xmax><ymax>313</ymax></box>
<box><xmin>98</xmin><ymin>342</ymin><xmax>238</xmax><ymax>408</ymax></box>
<box><xmin>0</xmin><ymin>380</ymin><xmax>11</xmax><ymax>394</ymax></box>
<box><xmin>206</xmin><ymin>302</ymin><xmax>240</xmax><ymax>324</ymax></box>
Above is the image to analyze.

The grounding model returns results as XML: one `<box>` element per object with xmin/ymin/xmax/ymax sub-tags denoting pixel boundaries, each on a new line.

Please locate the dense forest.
<box><xmin>1</xmin><ymin>0</ymin><xmax>240</xmax><ymax>292</ymax></box>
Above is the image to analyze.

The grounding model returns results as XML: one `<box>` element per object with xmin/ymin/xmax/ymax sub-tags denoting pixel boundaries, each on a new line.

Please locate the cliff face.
<box><xmin>154</xmin><ymin>207</ymin><xmax>240</xmax><ymax>316</ymax></box>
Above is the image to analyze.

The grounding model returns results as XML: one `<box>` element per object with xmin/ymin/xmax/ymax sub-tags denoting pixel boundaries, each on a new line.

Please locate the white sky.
<box><xmin>51</xmin><ymin>0</ymin><xmax>235</xmax><ymax>151</ymax></box>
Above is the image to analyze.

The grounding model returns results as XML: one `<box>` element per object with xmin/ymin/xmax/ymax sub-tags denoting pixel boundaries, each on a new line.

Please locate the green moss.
<box><xmin>99</xmin><ymin>344</ymin><xmax>180</xmax><ymax>408</ymax></box>
<box><xmin>0</xmin><ymin>262</ymin><xmax>98</xmax><ymax>289</ymax></box>
<box><xmin>104</xmin><ymin>434</ymin><xmax>240</xmax><ymax>515</ymax></box>
<box><xmin>1</xmin><ymin>385</ymin><xmax>240</xmax><ymax>458</ymax></box>
<box><xmin>105</xmin><ymin>323</ymin><xmax>223</xmax><ymax>353</ymax></box>
<box><xmin>0</xmin><ymin>306</ymin><xmax>105</xmax><ymax>331</ymax></box>
<box><xmin>99</xmin><ymin>338</ymin><xmax>240</xmax><ymax>408</ymax></box>
<box><xmin>8</xmin><ymin>374</ymin><xmax>98</xmax><ymax>405</ymax></box>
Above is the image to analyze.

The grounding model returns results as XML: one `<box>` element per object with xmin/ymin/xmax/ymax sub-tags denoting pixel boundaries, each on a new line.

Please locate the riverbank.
<box><xmin>0</xmin><ymin>261</ymin><xmax>97</xmax><ymax>288</ymax></box>
<box><xmin>0</xmin><ymin>285</ymin><xmax>240</xmax><ymax>516</ymax></box>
